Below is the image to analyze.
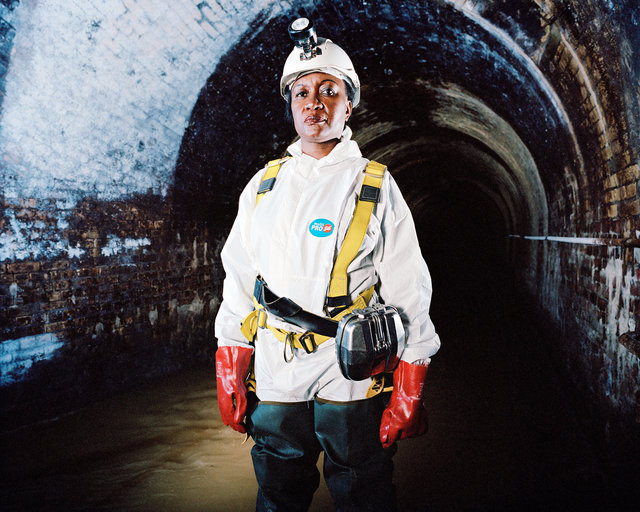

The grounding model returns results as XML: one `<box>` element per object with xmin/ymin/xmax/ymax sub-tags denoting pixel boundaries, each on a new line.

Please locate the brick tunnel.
<box><xmin>1</xmin><ymin>0</ymin><xmax>639</xmax><ymax>510</ymax></box>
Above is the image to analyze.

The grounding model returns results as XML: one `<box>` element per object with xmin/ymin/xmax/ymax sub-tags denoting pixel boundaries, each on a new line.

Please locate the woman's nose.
<box><xmin>306</xmin><ymin>94</ymin><xmax>324</xmax><ymax>109</ymax></box>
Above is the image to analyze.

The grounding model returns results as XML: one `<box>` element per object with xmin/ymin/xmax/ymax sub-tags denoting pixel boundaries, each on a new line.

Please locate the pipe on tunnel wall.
<box><xmin>0</xmin><ymin>1</ymin><xmax>638</xmax><ymax>431</ymax></box>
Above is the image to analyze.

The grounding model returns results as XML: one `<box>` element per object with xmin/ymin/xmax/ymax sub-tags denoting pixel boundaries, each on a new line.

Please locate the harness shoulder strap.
<box><xmin>256</xmin><ymin>157</ymin><xmax>291</xmax><ymax>205</ymax></box>
<box><xmin>326</xmin><ymin>160</ymin><xmax>387</xmax><ymax>310</ymax></box>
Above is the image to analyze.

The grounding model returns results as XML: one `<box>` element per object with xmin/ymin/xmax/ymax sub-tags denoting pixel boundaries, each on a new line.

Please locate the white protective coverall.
<box><xmin>214</xmin><ymin>127</ymin><xmax>440</xmax><ymax>403</ymax></box>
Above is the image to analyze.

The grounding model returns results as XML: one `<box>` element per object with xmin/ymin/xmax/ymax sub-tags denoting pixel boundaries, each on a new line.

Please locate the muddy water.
<box><xmin>1</xmin><ymin>370</ymin><xmax>261</xmax><ymax>512</ymax></box>
<box><xmin>1</xmin><ymin>268</ymin><xmax>638</xmax><ymax>511</ymax></box>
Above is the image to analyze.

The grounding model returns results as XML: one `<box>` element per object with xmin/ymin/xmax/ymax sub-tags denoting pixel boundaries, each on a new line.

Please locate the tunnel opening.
<box><xmin>349</xmin><ymin>81</ymin><xmax>548</xmax><ymax>324</ymax></box>
<box><xmin>360</xmin><ymin>126</ymin><xmax>519</xmax><ymax>332</ymax></box>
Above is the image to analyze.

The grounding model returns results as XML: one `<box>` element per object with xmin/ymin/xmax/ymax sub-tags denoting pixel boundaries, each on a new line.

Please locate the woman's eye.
<box><xmin>321</xmin><ymin>88</ymin><xmax>336</xmax><ymax>96</ymax></box>
<box><xmin>295</xmin><ymin>91</ymin><xmax>307</xmax><ymax>98</ymax></box>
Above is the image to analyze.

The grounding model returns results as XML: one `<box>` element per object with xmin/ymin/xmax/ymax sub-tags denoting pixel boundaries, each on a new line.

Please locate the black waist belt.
<box><xmin>253</xmin><ymin>276</ymin><xmax>338</xmax><ymax>337</ymax></box>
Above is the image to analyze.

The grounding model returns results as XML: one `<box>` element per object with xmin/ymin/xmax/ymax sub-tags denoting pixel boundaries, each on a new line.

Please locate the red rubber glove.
<box><xmin>380</xmin><ymin>360</ymin><xmax>429</xmax><ymax>448</ymax></box>
<box><xmin>215</xmin><ymin>345</ymin><xmax>253</xmax><ymax>433</ymax></box>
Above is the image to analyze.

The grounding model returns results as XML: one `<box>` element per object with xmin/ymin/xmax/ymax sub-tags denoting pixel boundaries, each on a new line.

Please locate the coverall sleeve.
<box><xmin>214</xmin><ymin>171</ymin><xmax>264</xmax><ymax>350</ymax></box>
<box><xmin>374</xmin><ymin>174</ymin><xmax>441</xmax><ymax>364</ymax></box>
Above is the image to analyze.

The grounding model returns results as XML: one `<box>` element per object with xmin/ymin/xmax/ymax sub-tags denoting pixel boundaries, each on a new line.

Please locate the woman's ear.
<box><xmin>345</xmin><ymin>100</ymin><xmax>352</xmax><ymax>121</ymax></box>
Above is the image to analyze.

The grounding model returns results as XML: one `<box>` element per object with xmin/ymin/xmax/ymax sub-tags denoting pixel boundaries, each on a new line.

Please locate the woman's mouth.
<box><xmin>304</xmin><ymin>115</ymin><xmax>326</xmax><ymax>124</ymax></box>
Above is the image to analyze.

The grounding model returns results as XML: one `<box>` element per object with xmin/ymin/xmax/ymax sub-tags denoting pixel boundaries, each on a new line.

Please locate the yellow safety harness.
<box><xmin>240</xmin><ymin>157</ymin><xmax>386</xmax><ymax>353</ymax></box>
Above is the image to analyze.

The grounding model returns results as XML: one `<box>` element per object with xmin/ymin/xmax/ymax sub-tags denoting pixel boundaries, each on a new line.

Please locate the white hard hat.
<box><xmin>280</xmin><ymin>37</ymin><xmax>361</xmax><ymax>107</ymax></box>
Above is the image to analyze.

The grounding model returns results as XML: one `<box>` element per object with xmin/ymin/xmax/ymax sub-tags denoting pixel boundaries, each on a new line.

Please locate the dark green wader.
<box><xmin>247</xmin><ymin>394</ymin><xmax>397</xmax><ymax>512</ymax></box>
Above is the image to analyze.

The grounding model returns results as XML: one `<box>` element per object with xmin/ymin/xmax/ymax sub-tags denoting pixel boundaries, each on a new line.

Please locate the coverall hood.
<box><xmin>287</xmin><ymin>127</ymin><xmax>360</xmax><ymax>166</ymax></box>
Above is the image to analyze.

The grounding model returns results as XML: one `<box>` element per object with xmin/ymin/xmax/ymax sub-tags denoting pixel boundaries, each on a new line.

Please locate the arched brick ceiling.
<box><xmin>174</xmin><ymin>0</ymin><xmax>574</xmax><ymax>249</ymax></box>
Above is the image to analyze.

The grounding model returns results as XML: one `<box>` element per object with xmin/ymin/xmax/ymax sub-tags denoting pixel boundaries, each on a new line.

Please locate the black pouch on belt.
<box><xmin>253</xmin><ymin>276</ymin><xmax>339</xmax><ymax>337</ymax></box>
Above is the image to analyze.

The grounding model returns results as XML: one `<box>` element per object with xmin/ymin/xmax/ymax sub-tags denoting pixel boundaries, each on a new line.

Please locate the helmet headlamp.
<box><xmin>288</xmin><ymin>17</ymin><xmax>321</xmax><ymax>60</ymax></box>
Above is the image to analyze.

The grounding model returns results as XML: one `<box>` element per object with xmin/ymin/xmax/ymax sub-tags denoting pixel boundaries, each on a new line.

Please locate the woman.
<box><xmin>215</xmin><ymin>20</ymin><xmax>440</xmax><ymax>511</ymax></box>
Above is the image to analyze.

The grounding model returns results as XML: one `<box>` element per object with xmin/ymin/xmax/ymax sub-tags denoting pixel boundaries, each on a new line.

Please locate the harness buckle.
<box><xmin>283</xmin><ymin>332</ymin><xmax>295</xmax><ymax>363</ymax></box>
<box><xmin>299</xmin><ymin>331</ymin><xmax>317</xmax><ymax>354</ymax></box>
<box><xmin>257</xmin><ymin>309</ymin><xmax>268</xmax><ymax>329</ymax></box>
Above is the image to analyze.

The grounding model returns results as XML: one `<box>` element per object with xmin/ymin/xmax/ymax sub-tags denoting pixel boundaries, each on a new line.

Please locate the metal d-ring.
<box><xmin>283</xmin><ymin>332</ymin><xmax>295</xmax><ymax>363</ymax></box>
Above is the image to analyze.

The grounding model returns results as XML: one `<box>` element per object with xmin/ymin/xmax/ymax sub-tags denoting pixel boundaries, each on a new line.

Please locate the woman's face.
<box><xmin>290</xmin><ymin>72</ymin><xmax>352</xmax><ymax>152</ymax></box>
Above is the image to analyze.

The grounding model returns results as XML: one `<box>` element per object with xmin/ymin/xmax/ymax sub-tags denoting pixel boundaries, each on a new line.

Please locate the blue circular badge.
<box><xmin>309</xmin><ymin>218</ymin><xmax>335</xmax><ymax>238</ymax></box>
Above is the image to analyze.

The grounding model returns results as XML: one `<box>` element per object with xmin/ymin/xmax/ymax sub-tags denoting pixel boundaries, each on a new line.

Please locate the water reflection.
<box><xmin>1</xmin><ymin>368</ymin><xmax>263</xmax><ymax>511</ymax></box>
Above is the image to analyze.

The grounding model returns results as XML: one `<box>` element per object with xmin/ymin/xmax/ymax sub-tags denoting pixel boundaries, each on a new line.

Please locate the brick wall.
<box><xmin>0</xmin><ymin>193</ymin><xmax>228</xmax><ymax>422</ymax></box>
<box><xmin>454</xmin><ymin>0</ymin><xmax>639</xmax><ymax>425</ymax></box>
<box><xmin>530</xmin><ymin>0</ymin><xmax>639</xmax><ymax>424</ymax></box>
